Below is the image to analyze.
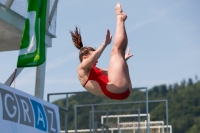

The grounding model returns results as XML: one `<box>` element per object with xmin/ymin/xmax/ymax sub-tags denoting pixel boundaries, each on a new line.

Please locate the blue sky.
<box><xmin>0</xmin><ymin>0</ymin><xmax>200</xmax><ymax>101</ymax></box>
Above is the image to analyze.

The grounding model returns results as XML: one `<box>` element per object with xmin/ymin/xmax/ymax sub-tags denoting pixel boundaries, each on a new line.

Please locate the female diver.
<box><xmin>70</xmin><ymin>2</ymin><xmax>133</xmax><ymax>100</ymax></box>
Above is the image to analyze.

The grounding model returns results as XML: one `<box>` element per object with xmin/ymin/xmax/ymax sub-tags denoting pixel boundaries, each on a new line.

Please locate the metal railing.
<box><xmin>89</xmin><ymin>109</ymin><xmax>141</xmax><ymax>133</ymax></box>
<box><xmin>47</xmin><ymin>87</ymin><xmax>149</xmax><ymax>133</ymax></box>
<box><xmin>56</xmin><ymin>105</ymin><xmax>68</xmax><ymax>133</ymax></box>
<box><xmin>94</xmin><ymin>121</ymin><xmax>109</xmax><ymax>133</ymax></box>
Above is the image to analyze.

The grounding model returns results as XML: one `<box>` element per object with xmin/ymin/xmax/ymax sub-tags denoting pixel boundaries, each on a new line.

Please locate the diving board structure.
<box><xmin>0</xmin><ymin>0</ymin><xmax>59</xmax><ymax>99</ymax></box>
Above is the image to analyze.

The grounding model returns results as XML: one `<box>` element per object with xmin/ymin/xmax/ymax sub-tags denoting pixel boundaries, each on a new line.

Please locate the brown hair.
<box><xmin>70</xmin><ymin>26</ymin><xmax>95</xmax><ymax>62</ymax></box>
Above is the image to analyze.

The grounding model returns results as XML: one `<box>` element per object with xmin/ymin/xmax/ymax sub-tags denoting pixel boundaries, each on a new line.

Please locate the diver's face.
<box><xmin>82</xmin><ymin>51</ymin><xmax>98</xmax><ymax>66</ymax></box>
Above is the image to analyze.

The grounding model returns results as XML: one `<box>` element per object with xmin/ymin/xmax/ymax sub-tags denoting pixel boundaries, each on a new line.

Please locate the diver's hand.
<box><xmin>104</xmin><ymin>29</ymin><xmax>112</xmax><ymax>45</ymax></box>
<box><xmin>125</xmin><ymin>47</ymin><xmax>133</xmax><ymax>61</ymax></box>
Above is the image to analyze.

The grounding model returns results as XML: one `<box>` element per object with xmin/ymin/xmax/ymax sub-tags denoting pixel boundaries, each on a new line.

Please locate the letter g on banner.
<box><xmin>0</xmin><ymin>88</ymin><xmax>18</xmax><ymax>123</ymax></box>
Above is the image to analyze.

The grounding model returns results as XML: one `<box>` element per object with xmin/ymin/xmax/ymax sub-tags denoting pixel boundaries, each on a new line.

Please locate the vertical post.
<box><xmin>166</xmin><ymin>100</ymin><xmax>169</xmax><ymax>133</ymax></box>
<box><xmin>133</xmin><ymin>120</ymin><xmax>135</xmax><ymax>133</ymax></box>
<box><xmin>117</xmin><ymin>116</ymin><xmax>119</xmax><ymax>124</ymax></box>
<box><xmin>89</xmin><ymin>111</ymin><xmax>92</xmax><ymax>133</ymax></box>
<box><xmin>145</xmin><ymin>88</ymin><xmax>150</xmax><ymax>133</ymax></box>
<box><xmin>161</xmin><ymin>122</ymin><xmax>164</xmax><ymax>133</ymax></box>
<box><xmin>106</xmin><ymin>126</ymin><xmax>108</xmax><ymax>133</ymax></box>
<box><xmin>118</xmin><ymin>123</ymin><xmax>120</xmax><ymax>133</ymax></box>
<box><xmin>101</xmin><ymin>116</ymin><xmax>104</xmax><ymax>124</ymax></box>
<box><xmin>34</xmin><ymin>47</ymin><xmax>47</xmax><ymax>99</ymax></box>
<box><xmin>94</xmin><ymin>122</ymin><xmax>97</xmax><ymax>133</ymax></box>
<box><xmin>92</xmin><ymin>105</ymin><xmax>95</xmax><ymax>133</ymax></box>
<box><xmin>35</xmin><ymin>0</ymin><xmax>50</xmax><ymax>99</ymax></box>
<box><xmin>148</xmin><ymin>114</ymin><xmax>150</xmax><ymax>132</ymax></box>
<box><xmin>65</xmin><ymin>94</ymin><xmax>68</xmax><ymax>133</ymax></box>
<box><xmin>47</xmin><ymin>94</ymin><xmax>50</xmax><ymax>102</ymax></box>
<box><xmin>106</xmin><ymin>111</ymin><xmax>109</xmax><ymax>133</ymax></box>
<box><xmin>74</xmin><ymin>106</ymin><xmax>77</xmax><ymax>133</ymax></box>
<box><xmin>117</xmin><ymin>116</ymin><xmax>120</xmax><ymax>133</ymax></box>
<box><xmin>101</xmin><ymin>125</ymin><xmax>104</xmax><ymax>133</ymax></box>
<box><xmin>138</xmin><ymin>109</ymin><xmax>140</xmax><ymax>133</ymax></box>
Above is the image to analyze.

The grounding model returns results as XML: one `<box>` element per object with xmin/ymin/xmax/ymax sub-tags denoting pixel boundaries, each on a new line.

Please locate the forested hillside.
<box><xmin>52</xmin><ymin>77</ymin><xmax>200</xmax><ymax>133</ymax></box>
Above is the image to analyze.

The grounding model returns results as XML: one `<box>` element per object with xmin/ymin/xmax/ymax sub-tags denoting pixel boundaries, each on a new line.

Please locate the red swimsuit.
<box><xmin>83</xmin><ymin>67</ymin><xmax>130</xmax><ymax>100</ymax></box>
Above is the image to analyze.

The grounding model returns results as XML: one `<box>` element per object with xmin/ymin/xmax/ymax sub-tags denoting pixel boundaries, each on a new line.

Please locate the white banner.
<box><xmin>0</xmin><ymin>83</ymin><xmax>60</xmax><ymax>133</ymax></box>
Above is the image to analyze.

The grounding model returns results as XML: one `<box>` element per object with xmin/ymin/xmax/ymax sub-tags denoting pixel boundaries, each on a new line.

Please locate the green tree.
<box><xmin>188</xmin><ymin>78</ymin><xmax>193</xmax><ymax>86</ymax></box>
<box><xmin>160</xmin><ymin>84</ymin><xmax>168</xmax><ymax>96</ymax></box>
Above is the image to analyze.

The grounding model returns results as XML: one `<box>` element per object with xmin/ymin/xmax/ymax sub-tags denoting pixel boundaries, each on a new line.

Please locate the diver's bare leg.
<box><xmin>107</xmin><ymin>2</ymin><xmax>130</xmax><ymax>93</ymax></box>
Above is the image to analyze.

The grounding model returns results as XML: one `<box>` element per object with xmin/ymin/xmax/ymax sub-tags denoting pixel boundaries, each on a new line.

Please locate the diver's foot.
<box><xmin>115</xmin><ymin>2</ymin><xmax>127</xmax><ymax>21</ymax></box>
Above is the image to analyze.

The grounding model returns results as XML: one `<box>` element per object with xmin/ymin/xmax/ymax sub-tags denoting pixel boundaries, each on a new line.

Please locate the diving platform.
<box><xmin>0</xmin><ymin>0</ymin><xmax>58</xmax><ymax>99</ymax></box>
<box><xmin>0</xmin><ymin>1</ymin><xmax>56</xmax><ymax>52</ymax></box>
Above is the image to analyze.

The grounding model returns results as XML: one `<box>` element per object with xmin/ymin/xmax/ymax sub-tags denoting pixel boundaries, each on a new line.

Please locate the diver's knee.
<box><xmin>111</xmin><ymin>47</ymin><xmax>124</xmax><ymax>56</ymax></box>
